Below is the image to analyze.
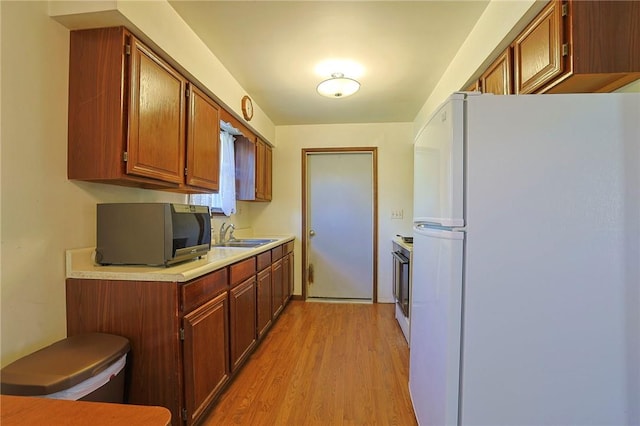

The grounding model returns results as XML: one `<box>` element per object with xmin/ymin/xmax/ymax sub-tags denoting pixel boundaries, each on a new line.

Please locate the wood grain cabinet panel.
<box><xmin>229</xmin><ymin>276</ymin><xmax>257</xmax><ymax>372</ymax></box>
<box><xmin>183</xmin><ymin>291</ymin><xmax>229</xmax><ymax>425</ymax></box>
<box><xmin>514</xmin><ymin>0</ymin><xmax>640</xmax><ymax>94</ymax></box>
<box><xmin>65</xmin><ymin>279</ymin><xmax>183</xmax><ymax>425</ymax></box>
<box><xmin>68</xmin><ymin>26</ymin><xmax>220</xmax><ymax>193</ymax></box>
<box><xmin>127</xmin><ymin>38</ymin><xmax>186</xmax><ymax>184</ymax></box>
<box><xmin>480</xmin><ymin>48</ymin><xmax>513</xmax><ymax>94</ymax></box>
<box><xmin>186</xmin><ymin>84</ymin><xmax>221</xmax><ymax>191</ymax></box>
<box><xmin>235</xmin><ymin>136</ymin><xmax>272</xmax><ymax>202</ymax></box>
<box><xmin>66</xmin><ymin>246</ymin><xmax>292</xmax><ymax>426</ymax></box>
<box><xmin>256</xmin><ymin>267</ymin><xmax>273</xmax><ymax>339</ymax></box>
<box><xmin>513</xmin><ymin>0</ymin><xmax>563</xmax><ymax>94</ymax></box>
<box><xmin>283</xmin><ymin>252</ymin><xmax>293</xmax><ymax>304</ymax></box>
<box><xmin>272</xmin><ymin>258</ymin><xmax>284</xmax><ymax>319</ymax></box>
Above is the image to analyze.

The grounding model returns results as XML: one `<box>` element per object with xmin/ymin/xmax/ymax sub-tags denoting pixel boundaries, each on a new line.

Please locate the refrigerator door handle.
<box><xmin>414</xmin><ymin>224</ymin><xmax>465</xmax><ymax>238</ymax></box>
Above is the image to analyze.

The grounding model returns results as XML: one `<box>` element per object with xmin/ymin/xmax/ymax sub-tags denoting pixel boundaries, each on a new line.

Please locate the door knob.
<box><xmin>309</xmin><ymin>229</ymin><xmax>316</xmax><ymax>237</ymax></box>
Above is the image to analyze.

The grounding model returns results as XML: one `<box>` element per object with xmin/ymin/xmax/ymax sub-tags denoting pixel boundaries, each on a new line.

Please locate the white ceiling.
<box><xmin>168</xmin><ymin>1</ymin><xmax>490</xmax><ymax>126</ymax></box>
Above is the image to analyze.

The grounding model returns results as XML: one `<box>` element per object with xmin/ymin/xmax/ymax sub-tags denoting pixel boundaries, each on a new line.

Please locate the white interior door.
<box><xmin>306</xmin><ymin>152</ymin><xmax>373</xmax><ymax>300</ymax></box>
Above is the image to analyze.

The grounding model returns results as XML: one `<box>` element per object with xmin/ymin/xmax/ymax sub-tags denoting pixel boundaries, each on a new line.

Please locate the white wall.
<box><xmin>0</xmin><ymin>1</ymin><xmax>189</xmax><ymax>366</ymax></box>
<box><xmin>413</xmin><ymin>0</ymin><xmax>545</xmax><ymax>131</ymax></box>
<box><xmin>248</xmin><ymin>123</ymin><xmax>414</xmax><ymax>303</ymax></box>
<box><xmin>0</xmin><ymin>1</ymin><xmax>263</xmax><ymax>367</ymax></box>
<box><xmin>49</xmin><ymin>0</ymin><xmax>276</xmax><ymax>144</ymax></box>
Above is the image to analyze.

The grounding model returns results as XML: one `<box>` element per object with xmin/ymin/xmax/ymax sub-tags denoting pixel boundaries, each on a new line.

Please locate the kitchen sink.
<box><xmin>213</xmin><ymin>238</ymin><xmax>277</xmax><ymax>248</ymax></box>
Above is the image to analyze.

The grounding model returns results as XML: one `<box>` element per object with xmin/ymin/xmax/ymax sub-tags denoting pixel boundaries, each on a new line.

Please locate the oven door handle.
<box><xmin>392</xmin><ymin>251</ymin><xmax>409</xmax><ymax>264</ymax></box>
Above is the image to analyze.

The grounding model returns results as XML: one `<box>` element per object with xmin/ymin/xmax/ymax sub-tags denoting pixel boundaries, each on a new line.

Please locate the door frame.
<box><xmin>301</xmin><ymin>147</ymin><xmax>378</xmax><ymax>302</ymax></box>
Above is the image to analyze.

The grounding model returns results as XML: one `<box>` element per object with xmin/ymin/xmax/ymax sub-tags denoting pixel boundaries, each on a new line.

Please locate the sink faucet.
<box><xmin>219</xmin><ymin>222</ymin><xmax>236</xmax><ymax>243</ymax></box>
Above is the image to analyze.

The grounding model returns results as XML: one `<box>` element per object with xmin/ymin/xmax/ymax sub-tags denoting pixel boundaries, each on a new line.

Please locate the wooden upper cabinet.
<box><xmin>186</xmin><ymin>85</ymin><xmax>221</xmax><ymax>191</ymax></box>
<box><xmin>127</xmin><ymin>38</ymin><xmax>186</xmax><ymax>184</ymax></box>
<box><xmin>514</xmin><ymin>0</ymin><xmax>640</xmax><ymax>94</ymax></box>
<box><xmin>68</xmin><ymin>26</ymin><xmax>220</xmax><ymax>193</ymax></box>
<box><xmin>513</xmin><ymin>0</ymin><xmax>563</xmax><ymax>94</ymax></box>
<box><xmin>264</xmin><ymin>143</ymin><xmax>273</xmax><ymax>201</ymax></box>
<box><xmin>255</xmin><ymin>139</ymin><xmax>272</xmax><ymax>201</ymax></box>
<box><xmin>235</xmin><ymin>135</ymin><xmax>272</xmax><ymax>202</ymax></box>
<box><xmin>480</xmin><ymin>48</ymin><xmax>513</xmax><ymax>94</ymax></box>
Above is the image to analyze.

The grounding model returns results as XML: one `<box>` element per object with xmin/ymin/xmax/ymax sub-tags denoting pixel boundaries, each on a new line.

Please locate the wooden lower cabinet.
<box><xmin>229</xmin><ymin>276</ymin><xmax>257</xmax><ymax>372</ymax></box>
<box><xmin>256</xmin><ymin>267</ymin><xmax>273</xmax><ymax>339</ymax></box>
<box><xmin>283</xmin><ymin>241</ymin><xmax>294</xmax><ymax>304</ymax></box>
<box><xmin>271</xmin><ymin>258</ymin><xmax>284</xmax><ymax>318</ymax></box>
<box><xmin>65</xmin><ymin>242</ymin><xmax>293</xmax><ymax>426</ymax></box>
<box><xmin>182</xmin><ymin>292</ymin><xmax>229</xmax><ymax>425</ymax></box>
<box><xmin>66</xmin><ymin>278</ymin><xmax>186</xmax><ymax>425</ymax></box>
<box><xmin>480</xmin><ymin>48</ymin><xmax>513</xmax><ymax>94</ymax></box>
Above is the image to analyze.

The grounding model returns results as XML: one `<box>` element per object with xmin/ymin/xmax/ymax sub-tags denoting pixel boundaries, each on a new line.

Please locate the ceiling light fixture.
<box><xmin>316</xmin><ymin>73</ymin><xmax>360</xmax><ymax>98</ymax></box>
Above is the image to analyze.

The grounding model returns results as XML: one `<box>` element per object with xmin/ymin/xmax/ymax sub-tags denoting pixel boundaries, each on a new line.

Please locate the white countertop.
<box><xmin>66</xmin><ymin>236</ymin><xmax>295</xmax><ymax>283</ymax></box>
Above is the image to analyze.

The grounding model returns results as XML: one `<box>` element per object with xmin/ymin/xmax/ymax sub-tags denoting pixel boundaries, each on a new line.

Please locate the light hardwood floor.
<box><xmin>202</xmin><ymin>301</ymin><xmax>417</xmax><ymax>425</ymax></box>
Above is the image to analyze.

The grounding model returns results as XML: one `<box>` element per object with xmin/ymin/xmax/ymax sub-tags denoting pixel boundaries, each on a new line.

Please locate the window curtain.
<box><xmin>190</xmin><ymin>126</ymin><xmax>237</xmax><ymax>216</ymax></box>
<box><xmin>216</xmin><ymin>130</ymin><xmax>236</xmax><ymax>215</ymax></box>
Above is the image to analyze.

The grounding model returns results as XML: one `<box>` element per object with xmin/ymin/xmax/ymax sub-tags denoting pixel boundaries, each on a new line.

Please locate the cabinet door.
<box><xmin>127</xmin><ymin>37</ymin><xmax>186</xmax><ymax>183</ymax></box>
<box><xmin>256</xmin><ymin>267</ymin><xmax>272</xmax><ymax>339</ymax></box>
<box><xmin>264</xmin><ymin>144</ymin><xmax>272</xmax><ymax>201</ymax></box>
<box><xmin>186</xmin><ymin>84</ymin><xmax>220</xmax><ymax>191</ymax></box>
<box><xmin>271</xmin><ymin>258</ymin><xmax>284</xmax><ymax>318</ymax></box>
<box><xmin>480</xmin><ymin>48</ymin><xmax>512</xmax><ymax>95</ymax></box>
<box><xmin>283</xmin><ymin>253</ymin><xmax>292</xmax><ymax>304</ymax></box>
<box><xmin>513</xmin><ymin>0</ymin><xmax>563</xmax><ymax>94</ymax></box>
<box><xmin>255</xmin><ymin>139</ymin><xmax>266</xmax><ymax>200</ymax></box>
<box><xmin>229</xmin><ymin>276</ymin><xmax>257</xmax><ymax>372</ymax></box>
<box><xmin>234</xmin><ymin>136</ymin><xmax>257</xmax><ymax>200</ymax></box>
<box><xmin>183</xmin><ymin>291</ymin><xmax>229</xmax><ymax>425</ymax></box>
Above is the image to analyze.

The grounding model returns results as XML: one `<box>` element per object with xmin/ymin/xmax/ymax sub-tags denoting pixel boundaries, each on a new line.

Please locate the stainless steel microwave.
<box><xmin>96</xmin><ymin>203</ymin><xmax>211</xmax><ymax>266</ymax></box>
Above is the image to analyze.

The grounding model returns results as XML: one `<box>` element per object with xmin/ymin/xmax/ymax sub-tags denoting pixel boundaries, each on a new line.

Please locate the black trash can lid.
<box><xmin>0</xmin><ymin>333</ymin><xmax>130</xmax><ymax>396</ymax></box>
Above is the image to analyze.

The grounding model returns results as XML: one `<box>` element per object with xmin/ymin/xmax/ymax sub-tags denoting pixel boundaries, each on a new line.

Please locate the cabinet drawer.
<box><xmin>230</xmin><ymin>257</ymin><xmax>256</xmax><ymax>287</ymax></box>
<box><xmin>181</xmin><ymin>268</ymin><xmax>228</xmax><ymax>313</ymax></box>
<box><xmin>271</xmin><ymin>245</ymin><xmax>283</xmax><ymax>261</ymax></box>
<box><xmin>285</xmin><ymin>241</ymin><xmax>294</xmax><ymax>254</ymax></box>
<box><xmin>257</xmin><ymin>251</ymin><xmax>272</xmax><ymax>271</ymax></box>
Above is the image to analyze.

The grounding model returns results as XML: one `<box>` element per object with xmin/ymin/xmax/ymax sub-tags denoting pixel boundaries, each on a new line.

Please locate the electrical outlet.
<box><xmin>391</xmin><ymin>209</ymin><xmax>403</xmax><ymax>219</ymax></box>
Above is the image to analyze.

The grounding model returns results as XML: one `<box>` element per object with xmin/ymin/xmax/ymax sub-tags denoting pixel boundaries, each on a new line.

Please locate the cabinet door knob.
<box><xmin>309</xmin><ymin>229</ymin><xmax>316</xmax><ymax>237</ymax></box>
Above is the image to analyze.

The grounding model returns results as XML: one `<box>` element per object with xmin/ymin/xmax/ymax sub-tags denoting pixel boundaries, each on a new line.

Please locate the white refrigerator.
<box><xmin>409</xmin><ymin>92</ymin><xmax>640</xmax><ymax>426</ymax></box>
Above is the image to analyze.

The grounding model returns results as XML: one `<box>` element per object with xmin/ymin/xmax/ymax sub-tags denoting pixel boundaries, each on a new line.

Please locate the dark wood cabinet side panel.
<box><xmin>65</xmin><ymin>279</ymin><xmax>182</xmax><ymax>425</ymax></box>
<box><xmin>571</xmin><ymin>0</ymin><xmax>640</xmax><ymax>74</ymax></box>
<box><xmin>68</xmin><ymin>27</ymin><xmax>128</xmax><ymax>180</ymax></box>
